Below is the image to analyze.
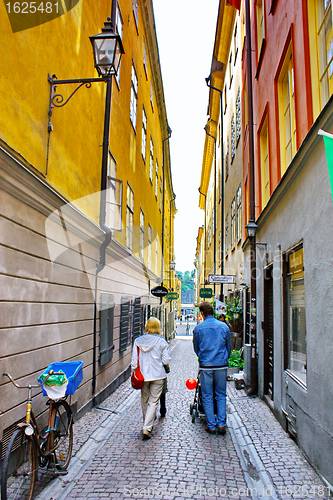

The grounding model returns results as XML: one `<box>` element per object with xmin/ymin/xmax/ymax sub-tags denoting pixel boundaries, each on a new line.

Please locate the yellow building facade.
<box><xmin>0</xmin><ymin>0</ymin><xmax>175</xmax><ymax>444</ymax></box>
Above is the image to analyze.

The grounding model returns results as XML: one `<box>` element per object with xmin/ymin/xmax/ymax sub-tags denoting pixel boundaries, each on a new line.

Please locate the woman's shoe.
<box><xmin>142</xmin><ymin>430</ymin><xmax>151</xmax><ymax>440</ymax></box>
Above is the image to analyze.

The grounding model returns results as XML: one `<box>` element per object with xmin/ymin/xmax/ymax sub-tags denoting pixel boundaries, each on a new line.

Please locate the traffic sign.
<box><xmin>208</xmin><ymin>274</ymin><xmax>235</xmax><ymax>284</ymax></box>
<box><xmin>166</xmin><ymin>292</ymin><xmax>179</xmax><ymax>300</ymax></box>
<box><xmin>199</xmin><ymin>288</ymin><xmax>213</xmax><ymax>298</ymax></box>
<box><xmin>151</xmin><ymin>285</ymin><xmax>169</xmax><ymax>297</ymax></box>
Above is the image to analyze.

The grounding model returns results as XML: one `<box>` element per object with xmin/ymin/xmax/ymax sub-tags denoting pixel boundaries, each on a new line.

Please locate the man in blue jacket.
<box><xmin>193</xmin><ymin>301</ymin><xmax>231</xmax><ymax>434</ymax></box>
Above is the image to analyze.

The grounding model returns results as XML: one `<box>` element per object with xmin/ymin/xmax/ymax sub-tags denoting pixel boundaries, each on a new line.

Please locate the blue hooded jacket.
<box><xmin>193</xmin><ymin>316</ymin><xmax>231</xmax><ymax>368</ymax></box>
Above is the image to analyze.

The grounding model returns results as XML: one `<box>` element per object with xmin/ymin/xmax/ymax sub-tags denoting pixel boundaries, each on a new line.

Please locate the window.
<box><xmin>278</xmin><ymin>45</ymin><xmax>296</xmax><ymax>175</ymax></box>
<box><xmin>133</xmin><ymin>0</ymin><xmax>138</xmax><ymax>31</ymax></box>
<box><xmin>219</xmin><ymin>231</ymin><xmax>222</xmax><ymax>268</ymax></box>
<box><xmin>150</xmin><ymin>81</ymin><xmax>154</xmax><ymax>111</ymax></box>
<box><xmin>225</xmin><ymin>214</ymin><xmax>229</xmax><ymax>258</ymax></box>
<box><xmin>231</xmin><ymin>115</ymin><xmax>236</xmax><ymax>162</ymax></box>
<box><xmin>142</xmin><ymin>108</ymin><xmax>147</xmax><ymax>161</ymax></box>
<box><xmin>236</xmin><ymin>89</ymin><xmax>241</xmax><ymax>144</ymax></box>
<box><xmin>231</xmin><ymin>199</ymin><xmax>236</xmax><ymax>249</ymax></box>
<box><xmin>155</xmin><ymin>161</ymin><xmax>158</xmax><ymax>198</ymax></box>
<box><xmin>317</xmin><ymin>0</ymin><xmax>333</xmax><ymax>107</ymax></box>
<box><xmin>155</xmin><ymin>237</ymin><xmax>159</xmax><ymax>274</ymax></box>
<box><xmin>115</xmin><ymin>3</ymin><xmax>123</xmax><ymax>86</ymax></box>
<box><xmin>120</xmin><ymin>296</ymin><xmax>131</xmax><ymax>353</ymax></box>
<box><xmin>236</xmin><ymin>186</ymin><xmax>242</xmax><ymax>243</ymax></box>
<box><xmin>260</xmin><ymin>115</ymin><xmax>270</xmax><ymax>208</ymax></box>
<box><xmin>148</xmin><ymin>224</ymin><xmax>152</xmax><ymax>269</ymax></box>
<box><xmin>284</xmin><ymin>246</ymin><xmax>307</xmax><ymax>386</ymax></box>
<box><xmin>99</xmin><ymin>294</ymin><xmax>115</xmax><ymax>365</ymax></box>
<box><xmin>218</xmin><ymin>166</ymin><xmax>222</xmax><ymax>202</ymax></box>
<box><xmin>234</xmin><ymin>23</ymin><xmax>238</xmax><ymax>64</ymax></box>
<box><xmin>143</xmin><ymin>38</ymin><xmax>148</xmax><ymax>77</ymax></box>
<box><xmin>159</xmin><ymin>177</ymin><xmax>162</xmax><ymax>211</ymax></box>
<box><xmin>224</xmin><ymin>85</ymin><xmax>227</xmax><ymax>114</ymax></box>
<box><xmin>229</xmin><ymin>52</ymin><xmax>233</xmax><ymax>88</ymax></box>
<box><xmin>256</xmin><ymin>0</ymin><xmax>265</xmax><ymax>58</ymax></box>
<box><xmin>130</xmin><ymin>64</ymin><xmax>138</xmax><ymax>130</ymax></box>
<box><xmin>106</xmin><ymin>152</ymin><xmax>122</xmax><ymax>231</ymax></box>
<box><xmin>140</xmin><ymin>209</ymin><xmax>144</xmax><ymax>262</ymax></box>
<box><xmin>126</xmin><ymin>184</ymin><xmax>134</xmax><ymax>251</ymax></box>
<box><xmin>225</xmin><ymin>138</ymin><xmax>230</xmax><ymax>180</ymax></box>
<box><xmin>149</xmin><ymin>138</ymin><xmax>154</xmax><ymax>183</ymax></box>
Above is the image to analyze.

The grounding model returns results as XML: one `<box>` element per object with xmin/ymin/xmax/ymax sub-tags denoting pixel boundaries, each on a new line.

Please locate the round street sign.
<box><xmin>151</xmin><ymin>285</ymin><xmax>169</xmax><ymax>297</ymax></box>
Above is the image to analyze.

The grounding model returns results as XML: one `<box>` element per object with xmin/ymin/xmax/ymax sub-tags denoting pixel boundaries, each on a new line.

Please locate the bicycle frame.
<box><xmin>3</xmin><ymin>372</ymin><xmax>70</xmax><ymax>463</ymax></box>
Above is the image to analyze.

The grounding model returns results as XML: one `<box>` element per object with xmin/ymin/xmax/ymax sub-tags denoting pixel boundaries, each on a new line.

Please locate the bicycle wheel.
<box><xmin>1</xmin><ymin>427</ymin><xmax>37</xmax><ymax>500</ymax></box>
<box><xmin>49</xmin><ymin>400</ymin><xmax>73</xmax><ymax>471</ymax></box>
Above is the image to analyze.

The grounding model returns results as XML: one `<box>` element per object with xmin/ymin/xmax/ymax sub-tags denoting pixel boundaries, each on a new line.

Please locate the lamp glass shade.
<box><xmin>90</xmin><ymin>32</ymin><xmax>124</xmax><ymax>77</ymax></box>
<box><xmin>245</xmin><ymin>220</ymin><xmax>258</xmax><ymax>238</ymax></box>
<box><xmin>170</xmin><ymin>261</ymin><xmax>176</xmax><ymax>271</ymax></box>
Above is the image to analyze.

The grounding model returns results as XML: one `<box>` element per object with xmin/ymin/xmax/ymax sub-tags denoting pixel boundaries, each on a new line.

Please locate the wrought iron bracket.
<box><xmin>47</xmin><ymin>73</ymin><xmax>109</xmax><ymax>131</ymax></box>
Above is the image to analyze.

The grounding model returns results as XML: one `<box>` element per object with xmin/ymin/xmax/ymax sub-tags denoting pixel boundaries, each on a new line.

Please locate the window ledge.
<box><xmin>285</xmin><ymin>369</ymin><xmax>307</xmax><ymax>391</ymax></box>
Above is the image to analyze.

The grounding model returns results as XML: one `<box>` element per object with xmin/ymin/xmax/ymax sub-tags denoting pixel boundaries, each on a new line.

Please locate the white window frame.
<box><xmin>130</xmin><ymin>64</ymin><xmax>138</xmax><ymax>130</ymax></box>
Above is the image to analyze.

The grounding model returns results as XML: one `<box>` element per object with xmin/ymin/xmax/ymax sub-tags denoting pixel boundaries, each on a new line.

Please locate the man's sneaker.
<box><xmin>218</xmin><ymin>426</ymin><xmax>226</xmax><ymax>435</ymax></box>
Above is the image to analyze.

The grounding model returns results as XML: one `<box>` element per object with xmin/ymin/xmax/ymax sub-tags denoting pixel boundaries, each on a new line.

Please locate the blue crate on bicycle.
<box><xmin>39</xmin><ymin>360</ymin><xmax>83</xmax><ymax>397</ymax></box>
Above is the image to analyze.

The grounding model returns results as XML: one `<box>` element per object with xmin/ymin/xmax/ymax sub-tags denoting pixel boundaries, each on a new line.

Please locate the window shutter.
<box><xmin>120</xmin><ymin>297</ymin><xmax>131</xmax><ymax>352</ymax></box>
<box><xmin>99</xmin><ymin>294</ymin><xmax>115</xmax><ymax>365</ymax></box>
<box><xmin>132</xmin><ymin>297</ymin><xmax>142</xmax><ymax>342</ymax></box>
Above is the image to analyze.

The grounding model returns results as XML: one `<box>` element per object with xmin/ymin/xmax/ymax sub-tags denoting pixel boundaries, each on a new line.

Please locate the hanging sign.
<box><xmin>151</xmin><ymin>285</ymin><xmax>169</xmax><ymax>297</ymax></box>
<box><xmin>166</xmin><ymin>292</ymin><xmax>179</xmax><ymax>300</ymax></box>
<box><xmin>208</xmin><ymin>274</ymin><xmax>236</xmax><ymax>284</ymax></box>
<box><xmin>199</xmin><ymin>288</ymin><xmax>213</xmax><ymax>298</ymax></box>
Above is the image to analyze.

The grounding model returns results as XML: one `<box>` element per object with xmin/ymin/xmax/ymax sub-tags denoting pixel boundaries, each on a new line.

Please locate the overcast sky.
<box><xmin>153</xmin><ymin>0</ymin><xmax>220</xmax><ymax>273</ymax></box>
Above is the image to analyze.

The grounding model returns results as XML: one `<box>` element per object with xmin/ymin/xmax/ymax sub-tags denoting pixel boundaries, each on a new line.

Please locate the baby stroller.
<box><xmin>189</xmin><ymin>372</ymin><xmax>217</xmax><ymax>423</ymax></box>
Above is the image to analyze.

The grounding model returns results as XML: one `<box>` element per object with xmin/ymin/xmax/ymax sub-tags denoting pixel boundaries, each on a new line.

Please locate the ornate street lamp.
<box><xmin>245</xmin><ymin>220</ymin><xmax>258</xmax><ymax>239</ymax></box>
<box><xmin>90</xmin><ymin>19</ymin><xmax>124</xmax><ymax>77</ymax></box>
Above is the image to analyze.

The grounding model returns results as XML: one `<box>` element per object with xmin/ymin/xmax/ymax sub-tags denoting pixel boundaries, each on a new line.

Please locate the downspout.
<box><xmin>198</xmin><ymin>189</ymin><xmax>207</xmax><ymax>284</ymax></box>
<box><xmin>205</xmin><ymin>77</ymin><xmax>224</xmax><ymax>299</ymax></box>
<box><xmin>245</xmin><ymin>0</ymin><xmax>258</xmax><ymax>396</ymax></box>
<box><xmin>161</xmin><ymin>126</ymin><xmax>172</xmax><ymax>288</ymax></box>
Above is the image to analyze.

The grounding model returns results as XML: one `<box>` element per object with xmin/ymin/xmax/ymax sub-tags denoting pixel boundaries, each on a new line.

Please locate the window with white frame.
<box><xmin>130</xmin><ymin>64</ymin><xmax>138</xmax><ymax>130</ymax></box>
<box><xmin>150</xmin><ymin>81</ymin><xmax>154</xmax><ymax>111</ymax></box>
<box><xmin>142</xmin><ymin>107</ymin><xmax>147</xmax><ymax>161</ymax></box>
<box><xmin>143</xmin><ymin>38</ymin><xmax>147</xmax><ymax>77</ymax></box>
<box><xmin>317</xmin><ymin>0</ymin><xmax>333</xmax><ymax>107</ymax></box>
<box><xmin>115</xmin><ymin>3</ymin><xmax>123</xmax><ymax>86</ymax></box>
<box><xmin>155</xmin><ymin>237</ymin><xmax>159</xmax><ymax>274</ymax></box>
<box><xmin>133</xmin><ymin>0</ymin><xmax>138</xmax><ymax>30</ymax></box>
<box><xmin>140</xmin><ymin>209</ymin><xmax>144</xmax><ymax>262</ymax></box>
<box><xmin>277</xmin><ymin>45</ymin><xmax>296</xmax><ymax>175</ymax></box>
<box><xmin>236</xmin><ymin>89</ymin><xmax>241</xmax><ymax>144</ymax></box>
<box><xmin>236</xmin><ymin>186</ymin><xmax>242</xmax><ymax>243</ymax></box>
<box><xmin>149</xmin><ymin>138</ymin><xmax>154</xmax><ymax>183</ymax></box>
<box><xmin>159</xmin><ymin>177</ymin><xmax>162</xmax><ymax>211</ymax></box>
<box><xmin>225</xmin><ymin>214</ymin><xmax>229</xmax><ymax>258</ymax></box>
<box><xmin>126</xmin><ymin>184</ymin><xmax>134</xmax><ymax>251</ymax></box>
<box><xmin>155</xmin><ymin>161</ymin><xmax>158</xmax><ymax>198</ymax></box>
<box><xmin>231</xmin><ymin>115</ymin><xmax>236</xmax><ymax>162</ymax></box>
<box><xmin>231</xmin><ymin>199</ymin><xmax>236</xmax><ymax>249</ymax></box>
<box><xmin>148</xmin><ymin>224</ymin><xmax>152</xmax><ymax>269</ymax></box>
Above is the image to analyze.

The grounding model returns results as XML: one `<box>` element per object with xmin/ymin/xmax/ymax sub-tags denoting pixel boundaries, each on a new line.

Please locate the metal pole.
<box><xmin>245</xmin><ymin>0</ymin><xmax>258</xmax><ymax>395</ymax></box>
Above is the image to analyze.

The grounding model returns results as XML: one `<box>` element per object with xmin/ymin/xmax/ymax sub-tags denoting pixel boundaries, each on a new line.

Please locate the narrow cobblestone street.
<box><xmin>36</xmin><ymin>338</ymin><xmax>329</xmax><ymax>500</ymax></box>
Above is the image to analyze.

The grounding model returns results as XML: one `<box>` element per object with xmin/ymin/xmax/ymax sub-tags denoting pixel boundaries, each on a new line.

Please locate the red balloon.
<box><xmin>186</xmin><ymin>378</ymin><xmax>197</xmax><ymax>390</ymax></box>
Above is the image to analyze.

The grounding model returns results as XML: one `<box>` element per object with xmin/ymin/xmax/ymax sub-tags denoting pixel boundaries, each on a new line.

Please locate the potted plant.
<box><xmin>227</xmin><ymin>349</ymin><xmax>244</xmax><ymax>379</ymax></box>
<box><xmin>225</xmin><ymin>296</ymin><xmax>243</xmax><ymax>333</ymax></box>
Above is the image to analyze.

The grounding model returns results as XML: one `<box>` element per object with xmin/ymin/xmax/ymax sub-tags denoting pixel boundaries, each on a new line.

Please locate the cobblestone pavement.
<box><xmin>36</xmin><ymin>340</ymin><xmax>330</xmax><ymax>500</ymax></box>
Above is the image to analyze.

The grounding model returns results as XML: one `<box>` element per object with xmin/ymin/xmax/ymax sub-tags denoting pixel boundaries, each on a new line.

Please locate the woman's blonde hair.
<box><xmin>144</xmin><ymin>316</ymin><xmax>161</xmax><ymax>335</ymax></box>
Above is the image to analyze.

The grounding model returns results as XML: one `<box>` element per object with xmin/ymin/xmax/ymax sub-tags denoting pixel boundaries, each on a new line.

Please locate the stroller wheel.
<box><xmin>190</xmin><ymin>403</ymin><xmax>194</xmax><ymax>415</ymax></box>
<box><xmin>191</xmin><ymin>409</ymin><xmax>197</xmax><ymax>423</ymax></box>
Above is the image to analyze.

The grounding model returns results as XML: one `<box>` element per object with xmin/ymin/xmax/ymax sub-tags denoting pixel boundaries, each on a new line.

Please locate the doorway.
<box><xmin>263</xmin><ymin>265</ymin><xmax>274</xmax><ymax>400</ymax></box>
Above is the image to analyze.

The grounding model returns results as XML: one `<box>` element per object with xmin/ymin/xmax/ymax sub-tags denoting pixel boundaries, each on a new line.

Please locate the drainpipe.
<box><xmin>245</xmin><ymin>0</ymin><xmax>258</xmax><ymax>396</ymax></box>
<box><xmin>205</xmin><ymin>77</ymin><xmax>224</xmax><ymax>299</ymax></box>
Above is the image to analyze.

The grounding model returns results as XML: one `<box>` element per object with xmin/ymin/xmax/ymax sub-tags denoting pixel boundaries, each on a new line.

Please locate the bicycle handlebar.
<box><xmin>3</xmin><ymin>370</ymin><xmax>63</xmax><ymax>389</ymax></box>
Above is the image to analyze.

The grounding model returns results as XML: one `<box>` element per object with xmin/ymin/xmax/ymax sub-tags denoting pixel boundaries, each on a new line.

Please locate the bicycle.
<box><xmin>1</xmin><ymin>371</ymin><xmax>73</xmax><ymax>500</ymax></box>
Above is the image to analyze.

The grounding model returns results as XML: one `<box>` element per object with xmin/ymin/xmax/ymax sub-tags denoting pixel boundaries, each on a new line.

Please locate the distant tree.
<box><xmin>176</xmin><ymin>270</ymin><xmax>195</xmax><ymax>293</ymax></box>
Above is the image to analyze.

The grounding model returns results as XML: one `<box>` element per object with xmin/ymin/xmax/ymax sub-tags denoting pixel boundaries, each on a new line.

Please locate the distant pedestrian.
<box><xmin>219</xmin><ymin>313</ymin><xmax>231</xmax><ymax>329</ymax></box>
<box><xmin>186</xmin><ymin>320</ymin><xmax>190</xmax><ymax>335</ymax></box>
<box><xmin>193</xmin><ymin>302</ymin><xmax>231</xmax><ymax>435</ymax></box>
<box><xmin>131</xmin><ymin>317</ymin><xmax>170</xmax><ymax>440</ymax></box>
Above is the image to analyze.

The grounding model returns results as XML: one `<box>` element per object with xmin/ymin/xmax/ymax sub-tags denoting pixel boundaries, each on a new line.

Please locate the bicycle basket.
<box><xmin>39</xmin><ymin>361</ymin><xmax>83</xmax><ymax>398</ymax></box>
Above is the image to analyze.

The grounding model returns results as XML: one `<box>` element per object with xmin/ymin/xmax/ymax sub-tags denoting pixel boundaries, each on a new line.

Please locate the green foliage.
<box><xmin>176</xmin><ymin>270</ymin><xmax>195</xmax><ymax>293</ymax></box>
<box><xmin>228</xmin><ymin>350</ymin><xmax>244</xmax><ymax>367</ymax></box>
<box><xmin>225</xmin><ymin>296</ymin><xmax>242</xmax><ymax>323</ymax></box>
